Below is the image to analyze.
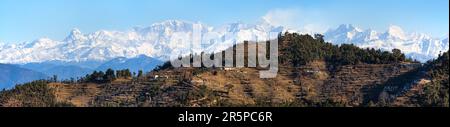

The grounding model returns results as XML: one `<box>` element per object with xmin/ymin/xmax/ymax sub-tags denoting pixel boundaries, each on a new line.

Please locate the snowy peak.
<box><xmin>337</xmin><ymin>24</ymin><xmax>362</xmax><ymax>32</ymax></box>
<box><xmin>151</xmin><ymin>20</ymin><xmax>194</xmax><ymax>31</ymax></box>
<box><xmin>132</xmin><ymin>20</ymin><xmax>213</xmax><ymax>41</ymax></box>
<box><xmin>323</xmin><ymin>24</ymin><xmax>365</xmax><ymax>44</ymax></box>
<box><xmin>324</xmin><ymin>24</ymin><xmax>449</xmax><ymax>62</ymax></box>
<box><xmin>443</xmin><ymin>34</ymin><xmax>449</xmax><ymax>42</ymax></box>
<box><xmin>223</xmin><ymin>22</ymin><xmax>250</xmax><ymax>32</ymax></box>
<box><xmin>441</xmin><ymin>34</ymin><xmax>449</xmax><ymax>51</ymax></box>
<box><xmin>382</xmin><ymin>25</ymin><xmax>407</xmax><ymax>40</ymax></box>
<box><xmin>360</xmin><ymin>29</ymin><xmax>379</xmax><ymax>41</ymax></box>
<box><xmin>326</xmin><ymin>24</ymin><xmax>363</xmax><ymax>35</ymax></box>
<box><xmin>147</xmin><ymin>20</ymin><xmax>210</xmax><ymax>33</ymax></box>
<box><xmin>70</xmin><ymin>28</ymin><xmax>82</xmax><ymax>36</ymax></box>
<box><xmin>25</xmin><ymin>38</ymin><xmax>58</xmax><ymax>48</ymax></box>
<box><xmin>64</xmin><ymin>28</ymin><xmax>87</xmax><ymax>42</ymax></box>
<box><xmin>152</xmin><ymin>20</ymin><xmax>194</xmax><ymax>28</ymax></box>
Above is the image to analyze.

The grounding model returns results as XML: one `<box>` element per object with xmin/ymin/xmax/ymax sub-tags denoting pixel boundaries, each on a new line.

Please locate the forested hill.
<box><xmin>278</xmin><ymin>33</ymin><xmax>411</xmax><ymax>67</ymax></box>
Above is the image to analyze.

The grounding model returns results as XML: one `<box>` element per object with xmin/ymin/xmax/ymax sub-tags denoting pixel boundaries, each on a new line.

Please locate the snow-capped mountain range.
<box><xmin>0</xmin><ymin>20</ymin><xmax>284</xmax><ymax>64</ymax></box>
<box><xmin>324</xmin><ymin>24</ymin><xmax>449</xmax><ymax>62</ymax></box>
<box><xmin>0</xmin><ymin>20</ymin><xmax>448</xmax><ymax>64</ymax></box>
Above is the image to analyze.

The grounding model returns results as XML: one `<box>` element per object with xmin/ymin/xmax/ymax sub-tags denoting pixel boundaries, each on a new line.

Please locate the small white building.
<box><xmin>224</xmin><ymin>67</ymin><xmax>236</xmax><ymax>71</ymax></box>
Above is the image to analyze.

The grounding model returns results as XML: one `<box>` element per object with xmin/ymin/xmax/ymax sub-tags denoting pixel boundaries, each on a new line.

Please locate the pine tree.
<box><xmin>52</xmin><ymin>75</ymin><xmax>58</xmax><ymax>82</ymax></box>
<box><xmin>125</xmin><ymin>69</ymin><xmax>131</xmax><ymax>78</ymax></box>
<box><xmin>116</xmin><ymin>70</ymin><xmax>123</xmax><ymax>78</ymax></box>
<box><xmin>137</xmin><ymin>70</ymin><xmax>143</xmax><ymax>78</ymax></box>
<box><xmin>104</xmin><ymin>68</ymin><xmax>116</xmax><ymax>82</ymax></box>
<box><xmin>392</xmin><ymin>48</ymin><xmax>405</xmax><ymax>62</ymax></box>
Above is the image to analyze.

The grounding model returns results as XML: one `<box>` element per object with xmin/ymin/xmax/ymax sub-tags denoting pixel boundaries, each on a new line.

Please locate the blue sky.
<box><xmin>0</xmin><ymin>0</ymin><xmax>448</xmax><ymax>43</ymax></box>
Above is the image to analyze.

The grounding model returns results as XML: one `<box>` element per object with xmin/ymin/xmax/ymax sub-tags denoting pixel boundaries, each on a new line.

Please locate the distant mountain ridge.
<box><xmin>96</xmin><ymin>55</ymin><xmax>164</xmax><ymax>74</ymax></box>
<box><xmin>20</xmin><ymin>63</ymin><xmax>93</xmax><ymax>80</ymax></box>
<box><xmin>0</xmin><ymin>64</ymin><xmax>48</xmax><ymax>89</ymax></box>
<box><xmin>16</xmin><ymin>55</ymin><xmax>163</xmax><ymax>81</ymax></box>
<box><xmin>0</xmin><ymin>20</ymin><xmax>284</xmax><ymax>64</ymax></box>
<box><xmin>324</xmin><ymin>24</ymin><xmax>449</xmax><ymax>62</ymax></box>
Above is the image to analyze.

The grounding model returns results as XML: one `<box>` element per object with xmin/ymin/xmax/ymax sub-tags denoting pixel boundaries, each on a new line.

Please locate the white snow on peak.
<box><xmin>64</xmin><ymin>28</ymin><xmax>89</xmax><ymax>42</ymax></box>
<box><xmin>410</xmin><ymin>32</ymin><xmax>431</xmax><ymax>41</ymax></box>
<box><xmin>323</xmin><ymin>24</ymin><xmax>364</xmax><ymax>45</ymax></box>
<box><xmin>442</xmin><ymin>33</ymin><xmax>449</xmax><ymax>41</ymax></box>
<box><xmin>0</xmin><ymin>41</ymin><xmax>5</xmax><ymax>50</ymax></box>
<box><xmin>0</xmin><ymin>20</ymin><xmax>284</xmax><ymax>64</ymax></box>
<box><xmin>383</xmin><ymin>25</ymin><xmax>407</xmax><ymax>40</ymax></box>
<box><xmin>324</xmin><ymin>24</ymin><xmax>449</xmax><ymax>62</ymax></box>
